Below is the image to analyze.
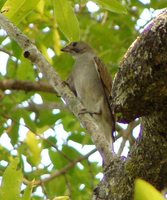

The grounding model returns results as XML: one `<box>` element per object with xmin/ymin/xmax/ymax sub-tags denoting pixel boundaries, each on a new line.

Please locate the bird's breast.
<box><xmin>72</xmin><ymin>59</ymin><xmax>105</xmax><ymax>110</ymax></box>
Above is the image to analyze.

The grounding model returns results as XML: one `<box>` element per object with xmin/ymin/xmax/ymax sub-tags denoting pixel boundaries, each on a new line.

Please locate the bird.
<box><xmin>61</xmin><ymin>41</ymin><xmax>115</xmax><ymax>149</ymax></box>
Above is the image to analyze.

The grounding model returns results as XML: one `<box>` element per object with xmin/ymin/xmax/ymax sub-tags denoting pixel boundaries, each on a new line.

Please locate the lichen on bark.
<box><xmin>94</xmin><ymin>9</ymin><xmax>167</xmax><ymax>200</ymax></box>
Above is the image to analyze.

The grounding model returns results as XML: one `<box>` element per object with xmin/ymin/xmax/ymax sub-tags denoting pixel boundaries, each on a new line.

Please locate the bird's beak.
<box><xmin>61</xmin><ymin>45</ymin><xmax>71</xmax><ymax>52</ymax></box>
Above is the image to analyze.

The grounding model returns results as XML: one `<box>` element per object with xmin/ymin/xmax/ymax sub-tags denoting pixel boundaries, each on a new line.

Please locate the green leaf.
<box><xmin>52</xmin><ymin>0</ymin><xmax>80</xmax><ymax>41</ymax></box>
<box><xmin>10</xmin><ymin>108</ymin><xmax>36</xmax><ymax>133</ymax></box>
<box><xmin>0</xmin><ymin>158</ymin><xmax>23</xmax><ymax>200</ymax></box>
<box><xmin>93</xmin><ymin>0</ymin><xmax>127</xmax><ymax>14</ymax></box>
<box><xmin>49</xmin><ymin>149</ymin><xmax>64</xmax><ymax>169</ymax></box>
<box><xmin>53</xmin><ymin>196</ymin><xmax>70</xmax><ymax>200</ymax></box>
<box><xmin>0</xmin><ymin>146</ymin><xmax>11</xmax><ymax>162</ymax></box>
<box><xmin>16</xmin><ymin>57</ymin><xmax>35</xmax><ymax>81</ymax></box>
<box><xmin>68</xmin><ymin>132</ymin><xmax>93</xmax><ymax>145</ymax></box>
<box><xmin>37</xmin><ymin>110</ymin><xmax>60</xmax><ymax>127</ymax></box>
<box><xmin>8</xmin><ymin>120</ymin><xmax>19</xmax><ymax>145</ymax></box>
<box><xmin>42</xmin><ymin>136</ymin><xmax>57</xmax><ymax>149</ymax></box>
<box><xmin>22</xmin><ymin>183</ymin><xmax>34</xmax><ymax>200</ymax></box>
<box><xmin>2</xmin><ymin>0</ymin><xmax>40</xmax><ymax>24</ymax></box>
<box><xmin>134</xmin><ymin>179</ymin><xmax>165</xmax><ymax>200</ymax></box>
<box><xmin>49</xmin><ymin>145</ymin><xmax>81</xmax><ymax>170</ymax></box>
<box><xmin>11</xmin><ymin>40</ymin><xmax>22</xmax><ymax>58</ymax></box>
<box><xmin>0</xmin><ymin>0</ymin><xmax>7</xmax><ymax>9</ymax></box>
<box><xmin>44</xmin><ymin>176</ymin><xmax>66</xmax><ymax>199</ymax></box>
<box><xmin>25</xmin><ymin>131</ymin><xmax>42</xmax><ymax>166</ymax></box>
<box><xmin>20</xmin><ymin>109</ymin><xmax>36</xmax><ymax>132</ymax></box>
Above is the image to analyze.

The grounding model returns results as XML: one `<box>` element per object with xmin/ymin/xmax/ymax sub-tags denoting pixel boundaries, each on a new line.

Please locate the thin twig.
<box><xmin>2</xmin><ymin>113</ymin><xmax>72</xmax><ymax>162</ymax></box>
<box><xmin>0</xmin><ymin>47</ymin><xmax>13</xmax><ymax>56</ymax></box>
<box><xmin>23</xmin><ymin>148</ymin><xmax>97</xmax><ymax>186</ymax></box>
<box><xmin>117</xmin><ymin>120</ymin><xmax>140</xmax><ymax>156</ymax></box>
<box><xmin>0</xmin><ymin>79</ymin><xmax>56</xmax><ymax>94</ymax></box>
<box><xmin>25</xmin><ymin>102</ymin><xmax>66</xmax><ymax>112</ymax></box>
<box><xmin>34</xmin><ymin>132</ymin><xmax>73</xmax><ymax>162</ymax></box>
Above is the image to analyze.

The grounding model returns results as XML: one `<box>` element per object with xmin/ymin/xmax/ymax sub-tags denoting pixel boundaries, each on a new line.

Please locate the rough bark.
<box><xmin>93</xmin><ymin>9</ymin><xmax>167</xmax><ymax>200</ymax></box>
<box><xmin>112</xmin><ymin>9</ymin><xmax>167</xmax><ymax>123</ymax></box>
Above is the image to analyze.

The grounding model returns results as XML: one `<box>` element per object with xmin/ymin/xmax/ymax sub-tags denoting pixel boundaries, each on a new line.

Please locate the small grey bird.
<box><xmin>61</xmin><ymin>41</ymin><xmax>115</xmax><ymax>147</ymax></box>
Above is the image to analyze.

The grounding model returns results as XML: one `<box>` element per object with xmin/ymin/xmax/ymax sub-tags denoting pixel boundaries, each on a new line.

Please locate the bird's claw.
<box><xmin>78</xmin><ymin>108</ymin><xmax>101</xmax><ymax>116</ymax></box>
<box><xmin>62</xmin><ymin>81</ymin><xmax>69</xmax><ymax>87</ymax></box>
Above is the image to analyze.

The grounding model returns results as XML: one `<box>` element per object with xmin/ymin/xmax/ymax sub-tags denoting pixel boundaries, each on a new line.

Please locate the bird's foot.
<box><xmin>78</xmin><ymin>108</ymin><xmax>101</xmax><ymax>116</ymax></box>
<box><xmin>62</xmin><ymin>80</ymin><xmax>69</xmax><ymax>87</ymax></box>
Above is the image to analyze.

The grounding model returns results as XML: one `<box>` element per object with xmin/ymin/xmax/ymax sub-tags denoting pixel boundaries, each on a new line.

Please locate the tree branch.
<box><xmin>23</xmin><ymin>148</ymin><xmax>97</xmax><ymax>186</ymax></box>
<box><xmin>117</xmin><ymin>120</ymin><xmax>139</xmax><ymax>156</ymax></box>
<box><xmin>0</xmin><ymin>79</ymin><xmax>56</xmax><ymax>93</ymax></box>
<box><xmin>0</xmin><ymin>79</ymin><xmax>68</xmax><ymax>110</ymax></box>
<box><xmin>25</xmin><ymin>102</ymin><xmax>66</xmax><ymax>112</ymax></box>
<box><xmin>0</xmin><ymin>14</ymin><xmax>114</xmax><ymax>164</ymax></box>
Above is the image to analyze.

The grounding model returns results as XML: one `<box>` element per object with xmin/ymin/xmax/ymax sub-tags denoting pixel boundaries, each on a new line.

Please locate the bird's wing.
<box><xmin>94</xmin><ymin>56</ymin><xmax>115</xmax><ymax>136</ymax></box>
<box><xmin>94</xmin><ymin>56</ymin><xmax>112</xmax><ymax>99</ymax></box>
<box><xmin>66</xmin><ymin>75</ymin><xmax>77</xmax><ymax>96</ymax></box>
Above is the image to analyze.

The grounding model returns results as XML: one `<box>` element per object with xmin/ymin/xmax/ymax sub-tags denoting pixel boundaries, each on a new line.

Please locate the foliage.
<box><xmin>0</xmin><ymin>0</ymin><xmax>166</xmax><ymax>199</ymax></box>
<box><xmin>0</xmin><ymin>158</ymin><xmax>32</xmax><ymax>200</ymax></box>
<box><xmin>134</xmin><ymin>179</ymin><xmax>165</xmax><ymax>200</ymax></box>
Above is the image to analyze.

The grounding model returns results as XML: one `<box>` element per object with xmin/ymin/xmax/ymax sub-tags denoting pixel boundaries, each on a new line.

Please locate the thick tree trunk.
<box><xmin>93</xmin><ymin>9</ymin><xmax>167</xmax><ymax>200</ymax></box>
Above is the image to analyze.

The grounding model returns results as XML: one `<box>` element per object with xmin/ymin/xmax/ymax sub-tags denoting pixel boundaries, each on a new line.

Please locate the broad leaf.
<box><xmin>134</xmin><ymin>179</ymin><xmax>165</xmax><ymax>200</ymax></box>
<box><xmin>0</xmin><ymin>158</ymin><xmax>23</xmax><ymax>200</ymax></box>
<box><xmin>2</xmin><ymin>0</ymin><xmax>40</xmax><ymax>24</ymax></box>
<box><xmin>0</xmin><ymin>0</ymin><xmax>7</xmax><ymax>10</ymax></box>
<box><xmin>25</xmin><ymin>131</ymin><xmax>42</xmax><ymax>166</ymax></box>
<box><xmin>52</xmin><ymin>0</ymin><xmax>80</xmax><ymax>41</ymax></box>
<box><xmin>93</xmin><ymin>0</ymin><xmax>127</xmax><ymax>14</ymax></box>
<box><xmin>53</xmin><ymin>196</ymin><xmax>70</xmax><ymax>200</ymax></box>
<box><xmin>22</xmin><ymin>181</ymin><xmax>34</xmax><ymax>200</ymax></box>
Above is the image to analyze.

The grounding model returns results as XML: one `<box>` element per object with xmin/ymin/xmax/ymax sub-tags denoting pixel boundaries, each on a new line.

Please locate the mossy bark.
<box><xmin>94</xmin><ymin>9</ymin><xmax>167</xmax><ymax>200</ymax></box>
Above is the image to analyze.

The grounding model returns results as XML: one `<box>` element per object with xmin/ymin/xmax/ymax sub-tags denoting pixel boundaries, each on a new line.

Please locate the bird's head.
<box><xmin>61</xmin><ymin>41</ymin><xmax>93</xmax><ymax>57</ymax></box>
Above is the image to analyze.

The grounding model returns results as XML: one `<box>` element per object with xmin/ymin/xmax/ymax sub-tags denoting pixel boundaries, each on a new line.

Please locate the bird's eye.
<box><xmin>72</xmin><ymin>42</ymin><xmax>77</xmax><ymax>47</ymax></box>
